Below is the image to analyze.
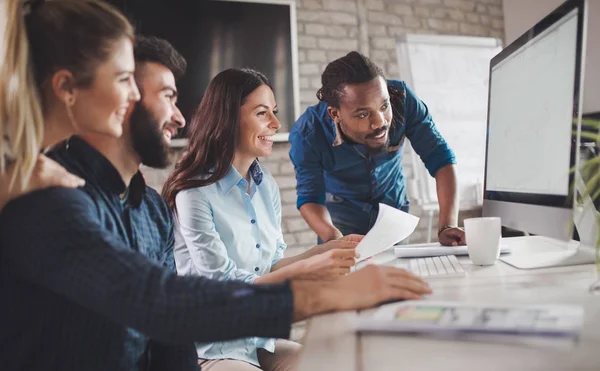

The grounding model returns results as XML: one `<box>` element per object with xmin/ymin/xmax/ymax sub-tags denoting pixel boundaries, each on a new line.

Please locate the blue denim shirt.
<box><xmin>173</xmin><ymin>161</ymin><xmax>285</xmax><ymax>366</ymax></box>
<box><xmin>289</xmin><ymin>79</ymin><xmax>456</xmax><ymax>226</ymax></box>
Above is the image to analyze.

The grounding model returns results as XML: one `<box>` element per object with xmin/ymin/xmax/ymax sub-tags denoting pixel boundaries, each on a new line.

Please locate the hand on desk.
<box><xmin>329</xmin><ymin>265</ymin><xmax>431</xmax><ymax>311</ymax></box>
<box><xmin>438</xmin><ymin>227</ymin><xmax>466</xmax><ymax>246</ymax></box>
<box><xmin>291</xmin><ymin>265</ymin><xmax>431</xmax><ymax>321</ymax></box>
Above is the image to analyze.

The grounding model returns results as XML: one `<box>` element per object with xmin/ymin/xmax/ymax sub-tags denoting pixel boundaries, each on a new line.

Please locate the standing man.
<box><xmin>289</xmin><ymin>51</ymin><xmax>466</xmax><ymax>246</ymax></box>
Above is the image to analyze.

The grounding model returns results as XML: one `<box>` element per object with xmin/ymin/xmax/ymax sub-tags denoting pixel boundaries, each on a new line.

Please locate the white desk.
<box><xmin>297</xmin><ymin>237</ymin><xmax>600</xmax><ymax>371</ymax></box>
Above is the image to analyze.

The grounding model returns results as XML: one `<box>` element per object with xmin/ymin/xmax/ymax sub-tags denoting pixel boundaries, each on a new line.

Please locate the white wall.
<box><xmin>503</xmin><ymin>0</ymin><xmax>600</xmax><ymax>114</ymax></box>
<box><xmin>502</xmin><ymin>0</ymin><xmax>565</xmax><ymax>44</ymax></box>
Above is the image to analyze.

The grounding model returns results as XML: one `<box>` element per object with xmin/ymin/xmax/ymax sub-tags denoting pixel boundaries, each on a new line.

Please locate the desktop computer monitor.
<box><xmin>482</xmin><ymin>0</ymin><xmax>594</xmax><ymax>268</ymax></box>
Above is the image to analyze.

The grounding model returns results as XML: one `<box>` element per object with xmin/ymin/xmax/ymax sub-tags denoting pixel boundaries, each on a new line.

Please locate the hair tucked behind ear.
<box><xmin>317</xmin><ymin>51</ymin><xmax>405</xmax><ymax>124</ymax></box>
<box><xmin>0</xmin><ymin>0</ymin><xmax>44</xmax><ymax>190</ymax></box>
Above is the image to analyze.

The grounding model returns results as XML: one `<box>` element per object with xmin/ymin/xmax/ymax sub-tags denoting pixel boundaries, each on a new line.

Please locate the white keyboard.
<box><xmin>402</xmin><ymin>255</ymin><xmax>466</xmax><ymax>278</ymax></box>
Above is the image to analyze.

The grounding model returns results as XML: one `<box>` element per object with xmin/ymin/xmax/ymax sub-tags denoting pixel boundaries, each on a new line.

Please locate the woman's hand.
<box><xmin>27</xmin><ymin>154</ymin><xmax>86</xmax><ymax>192</ymax></box>
<box><xmin>295</xmin><ymin>248</ymin><xmax>358</xmax><ymax>280</ymax></box>
<box><xmin>1</xmin><ymin>154</ymin><xmax>85</xmax><ymax>210</ymax></box>
<box><xmin>310</xmin><ymin>234</ymin><xmax>364</xmax><ymax>256</ymax></box>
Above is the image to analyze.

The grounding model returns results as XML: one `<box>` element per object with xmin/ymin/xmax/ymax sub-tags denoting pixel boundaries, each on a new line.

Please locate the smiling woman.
<box><xmin>0</xmin><ymin>0</ymin><xmax>139</xmax><ymax>212</ymax></box>
<box><xmin>161</xmin><ymin>68</ymin><xmax>274</xmax><ymax>203</ymax></box>
<box><xmin>161</xmin><ymin>68</ymin><xmax>361</xmax><ymax>370</ymax></box>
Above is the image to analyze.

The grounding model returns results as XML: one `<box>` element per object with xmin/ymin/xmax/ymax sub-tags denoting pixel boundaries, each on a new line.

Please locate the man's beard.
<box><xmin>338</xmin><ymin>121</ymin><xmax>389</xmax><ymax>154</ymax></box>
<box><xmin>129</xmin><ymin>103</ymin><xmax>171</xmax><ymax>169</ymax></box>
<box><xmin>365</xmin><ymin>126</ymin><xmax>390</xmax><ymax>154</ymax></box>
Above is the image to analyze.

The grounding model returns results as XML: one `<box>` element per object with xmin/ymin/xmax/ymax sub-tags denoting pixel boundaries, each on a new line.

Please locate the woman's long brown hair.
<box><xmin>162</xmin><ymin>68</ymin><xmax>271</xmax><ymax>210</ymax></box>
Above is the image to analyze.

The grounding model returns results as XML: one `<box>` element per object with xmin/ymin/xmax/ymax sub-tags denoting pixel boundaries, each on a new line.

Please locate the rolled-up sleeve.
<box><xmin>175</xmin><ymin>189</ymin><xmax>259</xmax><ymax>283</ymax></box>
<box><xmin>289</xmin><ymin>121</ymin><xmax>326</xmax><ymax>209</ymax></box>
<box><xmin>402</xmin><ymin>82</ymin><xmax>456</xmax><ymax>177</ymax></box>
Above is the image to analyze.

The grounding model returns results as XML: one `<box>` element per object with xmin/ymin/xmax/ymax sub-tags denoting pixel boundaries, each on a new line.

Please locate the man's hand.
<box><xmin>438</xmin><ymin>227</ymin><xmax>466</xmax><ymax>246</ymax></box>
<box><xmin>291</xmin><ymin>265</ymin><xmax>432</xmax><ymax>321</ymax></box>
<box><xmin>339</xmin><ymin>234</ymin><xmax>364</xmax><ymax>243</ymax></box>
<box><xmin>326</xmin><ymin>265</ymin><xmax>431</xmax><ymax>311</ymax></box>
<box><xmin>309</xmin><ymin>234</ymin><xmax>363</xmax><ymax>256</ymax></box>
<box><xmin>323</xmin><ymin>228</ymin><xmax>344</xmax><ymax>242</ymax></box>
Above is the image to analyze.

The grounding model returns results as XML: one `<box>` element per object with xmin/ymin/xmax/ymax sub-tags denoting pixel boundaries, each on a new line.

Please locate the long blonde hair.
<box><xmin>0</xmin><ymin>0</ymin><xmax>134</xmax><ymax>191</ymax></box>
<box><xmin>0</xmin><ymin>0</ymin><xmax>44</xmax><ymax>190</ymax></box>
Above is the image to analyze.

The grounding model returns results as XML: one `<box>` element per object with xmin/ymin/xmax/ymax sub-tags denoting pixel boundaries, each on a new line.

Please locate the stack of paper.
<box><xmin>357</xmin><ymin>301</ymin><xmax>584</xmax><ymax>340</ymax></box>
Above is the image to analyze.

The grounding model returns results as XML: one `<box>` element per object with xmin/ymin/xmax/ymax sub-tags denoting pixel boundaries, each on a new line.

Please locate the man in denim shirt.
<box><xmin>290</xmin><ymin>51</ymin><xmax>466</xmax><ymax>246</ymax></box>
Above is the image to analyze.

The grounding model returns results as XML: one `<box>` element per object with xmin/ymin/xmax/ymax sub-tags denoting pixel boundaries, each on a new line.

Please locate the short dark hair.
<box><xmin>133</xmin><ymin>35</ymin><xmax>187</xmax><ymax>80</ymax></box>
<box><xmin>317</xmin><ymin>51</ymin><xmax>385</xmax><ymax>108</ymax></box>
<box><xmin>317</xmin><ymin>51</ymin><xmax>405</xmax><ymax>124</ymax></box>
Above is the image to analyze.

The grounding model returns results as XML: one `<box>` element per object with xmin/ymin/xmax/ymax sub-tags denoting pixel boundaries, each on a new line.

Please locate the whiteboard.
<box><xmin>396</xmin><ymin>34</ymin><xmax>503</xmax><ymax>210</ymax></box>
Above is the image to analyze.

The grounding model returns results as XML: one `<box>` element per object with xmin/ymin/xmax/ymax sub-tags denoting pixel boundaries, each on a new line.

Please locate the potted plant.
<box><xmin>576</xmin><ymin>118</ymin><xmax>600</xmax><ymax>293</ymax></box>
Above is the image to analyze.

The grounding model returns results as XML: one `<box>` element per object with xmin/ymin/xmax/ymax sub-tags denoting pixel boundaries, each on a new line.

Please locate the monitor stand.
<box><xmin>501</xmin><ymin>172</ymin><xmax>599</xmax><ymax>269</ymax></box>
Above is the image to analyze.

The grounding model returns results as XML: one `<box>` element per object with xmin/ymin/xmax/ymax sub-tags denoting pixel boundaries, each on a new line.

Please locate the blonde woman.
<box><xmin>0</xmin><ymin>0</ymin><xmax>140</xmax><ymax>211</ymax></box>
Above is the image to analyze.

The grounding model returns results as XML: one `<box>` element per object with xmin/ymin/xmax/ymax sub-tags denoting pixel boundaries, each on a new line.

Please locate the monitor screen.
<box><xmin>482</xmin><ymin>0</ymin><xmax>587</xmax><ymax>239</ymax></box>
<box><xmin>484</xmin><ymin>6</ymin><xmax>582</xmax><ymax>207</ymax></box>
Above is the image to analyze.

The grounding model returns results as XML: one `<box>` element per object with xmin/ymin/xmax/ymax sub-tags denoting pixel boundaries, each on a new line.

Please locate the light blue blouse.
<box><xmin>173</xmin><ymin>161</ymin><xmax>286</xmax><ymax>365</ymax></box>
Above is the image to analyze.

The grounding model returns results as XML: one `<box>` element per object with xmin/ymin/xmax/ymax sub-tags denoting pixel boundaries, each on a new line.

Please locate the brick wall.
<box><xmin>143</xmin><ymin>0</ymin><xmax>504</xmax><ymax>256</ymax></box>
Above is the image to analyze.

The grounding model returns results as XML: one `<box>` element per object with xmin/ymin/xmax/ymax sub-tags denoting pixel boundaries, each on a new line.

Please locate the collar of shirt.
<box><xmin>219</xmin><ymin>160</ymin><xmax>263</xmax><ymax>197</ymax></box>
<box><xmin>65</xmin><ymin>136</ymin><xmax>147</xmax><ymax>207</ymax></box>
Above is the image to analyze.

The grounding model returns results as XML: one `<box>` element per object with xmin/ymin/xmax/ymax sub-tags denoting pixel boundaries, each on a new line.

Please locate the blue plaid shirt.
<box><xmin>0</xmin><ymin>136</ymin><xmax>293</xmax><ymax>371</ymax></box>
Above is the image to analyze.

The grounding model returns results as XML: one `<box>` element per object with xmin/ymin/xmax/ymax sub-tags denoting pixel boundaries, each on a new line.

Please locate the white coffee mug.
<box><xmin>464</xmin><ymin>217</ymin><xmax>502</xmax><ymax>265</ymax></box>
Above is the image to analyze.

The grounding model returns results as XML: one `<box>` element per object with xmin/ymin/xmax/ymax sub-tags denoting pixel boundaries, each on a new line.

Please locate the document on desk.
<box><xmin>357</xmin><ymin>301</ymin><xmax>584</xmax><ymax>340</ymax></box>
<box><xmin>356</xmin><ymin>204</ymin><xmax>420</xmax><ymax>262</ymax></box>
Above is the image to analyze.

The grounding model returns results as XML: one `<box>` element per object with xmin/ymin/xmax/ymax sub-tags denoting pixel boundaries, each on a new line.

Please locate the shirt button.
<box><xmin>256</xmin><ymin>244</ymin><xmax>260</xmax><ymax>249</ymax></box>
<box><xmin>251</xmin><ymin>219</ymin><xmax>256</xmax><ymax>224</ymax></box>
<box><xmin>254</xmin><ymin>267</ymin><xmax>259</xmax><ymax>272</ymax></box>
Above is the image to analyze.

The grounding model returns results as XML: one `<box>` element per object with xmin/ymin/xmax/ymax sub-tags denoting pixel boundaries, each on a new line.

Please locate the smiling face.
<box><xmin>236</xmin><ymin>84</ymin><xmax>280</xmax><ymax>159</ymax></box>
<box><xmin>327</xmin><ymin>76</ymin><xmax>393</xmax><ymax>153</ymax></box>
<box><xmin>69</xmin><ymin>37</ymin><xmax>140</xmax><ymax>138</ymax></box>
<box><xmin>127</xmin><ymin>61</ymin><xmax>185</xmax><ymax>168</ymax></box>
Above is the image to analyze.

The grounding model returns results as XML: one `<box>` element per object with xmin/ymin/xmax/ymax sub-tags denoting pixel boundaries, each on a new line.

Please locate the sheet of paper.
<box><xmin>355</xmin><ymin>203</ymin><xmax>420</xmax><ymax>262</ymax></box>
<box><xmin>356</xmin><ymin>300</ymin><xmax>584</xmax><ymax>340</ymax></box>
